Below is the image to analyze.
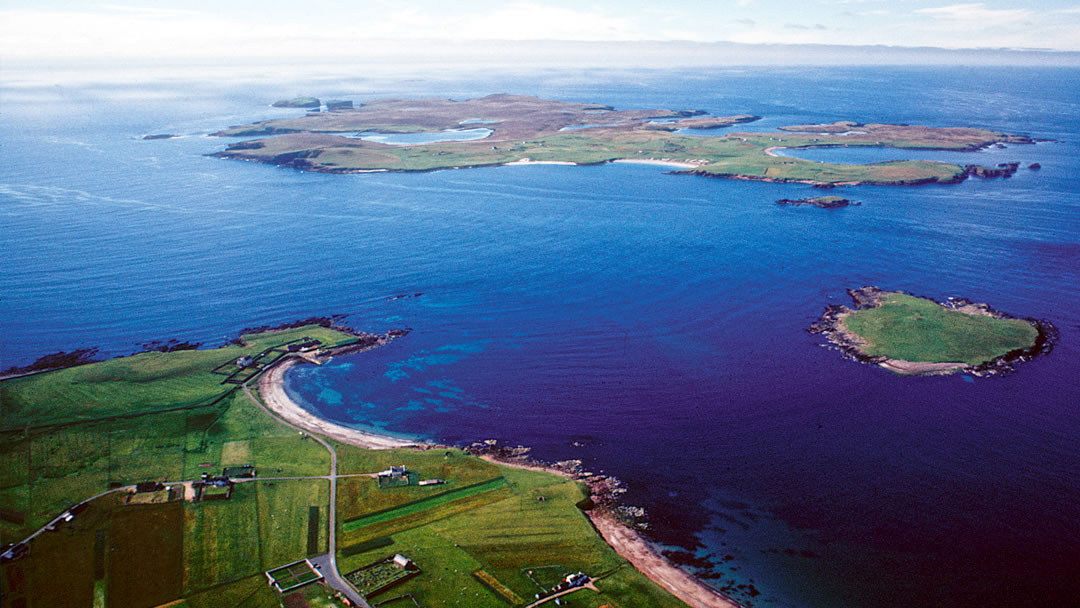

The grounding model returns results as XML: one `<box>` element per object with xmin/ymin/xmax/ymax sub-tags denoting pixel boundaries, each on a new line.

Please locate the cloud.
<box><xmin>456</xmin><ymin>3</ymin><xmax>644</xmax><ymax>41</ymax></box>
<box><xmin>99</xmin><ymin>4</ymin><xmax>203</xmax><ymax>18</ymax></box>
<box><xmin>785</xmin><ymin>23</ymin><xmax>828</xmax><ymax>31</ymax></box>
<box><xmin>734</xmin><ymin>18</ymin><xmax>757</xmax><ymax>26</ymax></box>
<box><xmin>914</xmin><ymin>3</ymin><xmax>1032</xmax><ymax>27</ymax></box>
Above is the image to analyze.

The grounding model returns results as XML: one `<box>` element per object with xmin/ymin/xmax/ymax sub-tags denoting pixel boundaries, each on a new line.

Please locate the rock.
<box><xmin>272</xmin><ymin>96</ymin><xmax>320</xmax><ymax>109</ymax></box>
<box><xmin>964</xmin><ymin>164</ymin><xmax>1018</xmax><ymax>179</ymax></box>
<box><xmin>1029</xmin><ymin>162</ymin><xmax>1041</xmax><ymax>170</ymax></box>
<box><xmin>325</xmin><ymin>100</ymin><xmax>353</xmax><ymax>111</ymax></box>
<box><xmin>776</xmin><ymin>196</ymin><xmax>859</xmax><ymax>209</ymax></box>
<box><xmin>142</xmin><ymin>134</ymin><xmax>177</xmax><ymax>140</ymax></box>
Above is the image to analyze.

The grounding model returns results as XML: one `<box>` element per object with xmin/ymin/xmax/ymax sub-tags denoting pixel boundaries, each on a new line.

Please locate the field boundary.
<box><xmin>266</xmin><ymin>558</ymin><xmax>324</xmax><ymax>593</ymax></box>
<box><xmin>342</xmin><ymin>477</ymin><xmax>507</xmax><ymax>532</ymax></box>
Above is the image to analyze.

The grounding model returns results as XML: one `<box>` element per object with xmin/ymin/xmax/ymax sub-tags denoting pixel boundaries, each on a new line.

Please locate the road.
<box><xmin>242</xmin><ymin>378</ymin><xmax>372</xmax><ymax>608</ymax></box>
<box><xmin>1</xmin><ymin>485</ymin><xmax>132</xmax><ymax>561</ymax></box>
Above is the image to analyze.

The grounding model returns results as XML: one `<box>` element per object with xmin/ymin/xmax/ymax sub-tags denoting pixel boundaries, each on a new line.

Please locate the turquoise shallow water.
<box><xmin>3</xmin><ymin>66</ymin><xmax>1079</xmax><ymax>607</ymax></box>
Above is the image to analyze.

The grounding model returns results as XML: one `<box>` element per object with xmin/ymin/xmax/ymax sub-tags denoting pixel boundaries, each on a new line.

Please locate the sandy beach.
<box><xmin>258</xmin><ymin>354</ymin><xmax>743</xmax><ymax>608</ymax></box>
<box><xmin>504</xmin><ymin>158</ymin><xmax>578</xmax><ymax>166</ymax></box>
<box><xmin>590</xmin><ymin>513</ymin><xmax>742</xmax><ymax>608</ymax></box>
<box><xmin>612</xmin><ymin>158</ymin><xmax>701</xmax><ymax>169</ymax></box>
<box><xmin>258</xmin><ymin>357</ymin><xmax>416</xmax><ymax>449</ymax></box>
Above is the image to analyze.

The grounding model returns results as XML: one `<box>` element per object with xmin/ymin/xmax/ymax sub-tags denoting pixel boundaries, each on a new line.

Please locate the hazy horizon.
<box><xmin>3</xmin><ymin>1</ymin><xmax>1079</xmax><ymax>71</ymax></box>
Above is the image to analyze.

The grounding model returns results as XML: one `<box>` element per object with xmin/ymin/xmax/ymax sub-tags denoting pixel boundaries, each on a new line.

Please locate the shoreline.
<box><xmin>259</xmin><ymin>352</ymin><xmax>742</xmax><ymax>608</ymax></box>
<box><xmin>258</xmin><ymin>357</ymin><xmax>417</xmax><ymax>449</ymax></box>
<box><xmin>611</xmin><ymin>158</ymin><xmax>701</xmax><ymax>169</ymax></box>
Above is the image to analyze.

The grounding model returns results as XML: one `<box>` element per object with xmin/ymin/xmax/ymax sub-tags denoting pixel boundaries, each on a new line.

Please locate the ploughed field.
<box><xmin>211</xmin><ymin>95</ymin><xmax>1032</xmax><ymax>185</ymax></box>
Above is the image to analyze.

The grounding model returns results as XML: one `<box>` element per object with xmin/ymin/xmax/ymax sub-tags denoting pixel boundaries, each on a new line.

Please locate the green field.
<box><xmin>335</xmin><ymin>454</ymin><xmax>687</xmax><ymax>608</ymax></box>
<box><xmin>1</xmin><ymin>324</ymin><xmax>692</xmax><ymax>608</ymax></box>
<box><xmin>1</xmin><ymin>324</ymin><xmax>357</xmax><ymax>428</ymax></box>
<box><xmin>342</xmin><ymin>477</ymin><xmax>508</xmax><ymax>532</ymax></box>
<box><xmin>842</xmin><ymin>292</ymin><xmax>1040</xmax><ymax>365</ymax></box>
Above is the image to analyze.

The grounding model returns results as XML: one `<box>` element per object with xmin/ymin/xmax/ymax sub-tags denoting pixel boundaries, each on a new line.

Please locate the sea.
<box><xmin>2</xmin><ymin>65</ymin><xmax>1079</xmax><ymax>608</ymax></box>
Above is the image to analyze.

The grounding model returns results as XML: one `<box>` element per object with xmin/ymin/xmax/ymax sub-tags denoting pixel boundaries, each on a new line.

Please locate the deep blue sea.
<box><xmin>3</xmin><ymin>66</ymin><xmax>1079</xmax><ymax>607</ymax></box>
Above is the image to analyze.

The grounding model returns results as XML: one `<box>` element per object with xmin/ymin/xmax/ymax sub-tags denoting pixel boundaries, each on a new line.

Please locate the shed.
<box><xmin>393</xmin><ymin>554</ymin><xmax>411</xmax><ymax>569</ymax></box>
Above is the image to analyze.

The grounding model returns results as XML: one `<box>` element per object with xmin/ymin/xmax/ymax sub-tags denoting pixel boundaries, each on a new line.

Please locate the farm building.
<box><xmin>135</xmin><ymin>481</ymin><xmax>164</xmax><ymax>493</ymax></box>
<box><xmin>287</xmin><ymin>340</ymin><xmax>321</xmax><ymax>352</ymax></box>
<box><xmin>223</xmin><ymin>464</ymin><xmax>256</xmax><ymax>478</ymax></box>
<box><xmin>377</xmin><ymin>465</ymin><xmax>407</xmax><ymax>479</ymax></box>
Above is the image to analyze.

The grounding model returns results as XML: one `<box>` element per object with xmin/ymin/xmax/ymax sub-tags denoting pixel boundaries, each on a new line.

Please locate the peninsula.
<box><xmin>0</xmin><ymin>321</ymin><xmax>738</xmax><ymax>608</ymax></box>
<box><xmin>210</xmin><ymin>94</ymin><xmax>1034</xmax><ymax>186</ymax></box>
<box><xmin>810</xmin><ymin>287</ymin><xmax>1053</xmax><ymax>376</ymax></box>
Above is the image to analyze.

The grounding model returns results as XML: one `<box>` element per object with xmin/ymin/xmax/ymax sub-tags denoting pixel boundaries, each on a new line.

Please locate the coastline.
<box><xmin>258</xmin><ymin>357</ymin><xmax>416</xmax><ymax>449</ymax></box>
<box><xmin>259</xmin><ymin>353</ymin><xmax>742</xmax><ymax>608</ymax></box>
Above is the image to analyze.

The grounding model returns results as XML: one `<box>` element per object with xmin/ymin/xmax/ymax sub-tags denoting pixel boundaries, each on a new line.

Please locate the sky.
<box><xmin>1</xmin><ymin>1</ymin><xmax>1079</xmax><ymax>63</ymax></box>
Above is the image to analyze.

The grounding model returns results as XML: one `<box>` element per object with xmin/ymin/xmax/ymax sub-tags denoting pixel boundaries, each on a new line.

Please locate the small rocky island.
<box><xmin>272</xmin><ymin>96</ymin><xmax>320</xmax><ymax>108</ymax></box>
<box><xmin>776</xmin><ymin>196</ymin><xmax>859</xmax><ymax>208</ymax></box>
<box><xmin>810</xmin><ymin>287</ymin><xmax>1054</xmax><ymax>376</ymax></box>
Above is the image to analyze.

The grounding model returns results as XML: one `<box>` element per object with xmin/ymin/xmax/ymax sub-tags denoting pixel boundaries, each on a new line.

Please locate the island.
<box><xmin>810</xmin><ymin>287</ymin><xmax>1054</xmax><ymax>376</ymax></box>
<box><xmin>272</xmin><ymin>96</ymin><xmax>321</xmax><ymax>109</ymax></box>
<box><xmin>776</xmin><ymin>196</ymin><xmax>859</xmax><ymax>208</ymax></box>
<box><xmin>207</xmin><ymin>94</ymin><xmax>1035</xmax><ymax>186</ymax></box>
<box><xmin>0</xmin><ymin>321</ymin><xmax>738</xmax><ymax>608</ymax></box>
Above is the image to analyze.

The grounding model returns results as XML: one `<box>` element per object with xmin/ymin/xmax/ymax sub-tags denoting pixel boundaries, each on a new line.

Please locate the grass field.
<box><xmin>107</xmin><ymin>503</ymin><xmax>184</xmax><ymax>608</ymax></box>
<box><xmin>0</xmin><ymin>325</ymin><xmax>339</xmax><ymax>540</ymax></box>
<box><xmin>342</xmin><ymin>477</ymin><xmax>507</xmax><ymax>532</ymax></box>
<box><xmin>336</xmin><ymin>463</ymin><xmax>688</xmax><ymax>608</ymax></box>
<box><xmin>1</xmin><ymin>325</ymin><xmax>356</xmax><ymax>429</ymax></box>
<box><xmin>842</xmin><ymin>293</ymin><xmax>1039</xmax><ymax>365</ymax></box>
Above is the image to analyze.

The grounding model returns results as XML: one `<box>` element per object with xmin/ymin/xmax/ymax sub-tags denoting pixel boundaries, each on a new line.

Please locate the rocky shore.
<box><xmin>776</xmin><ymin>196</ymin><xmax>859</xmax><ymax>208</ymax></box>
<box><xmin>261</xmin><ymin>345</ymin><xmax>743</xmax><ymax>607</ymax></box>
<box><xmin>674</xmin><ymin>168</ymin><xmax>966</xmax><ymax>187</ymax></box>
<box><xmin>809</xmin><ymin>287</ymin><xmax>1056</xmax><ymax>376</ymax></box>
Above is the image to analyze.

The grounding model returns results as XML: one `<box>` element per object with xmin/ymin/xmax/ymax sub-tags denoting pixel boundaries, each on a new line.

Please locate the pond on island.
<box><xmin>350</xmin><ymin>128</ymin><xmax>493</xmax><ymax>145</ymax></box>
